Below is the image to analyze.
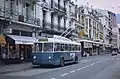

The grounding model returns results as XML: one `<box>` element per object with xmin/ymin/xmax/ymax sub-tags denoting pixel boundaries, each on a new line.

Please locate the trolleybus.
<box><xmin>32</xmin><ymin>35</ymin><xmax>81</xmax><ymax>66</ymax></box>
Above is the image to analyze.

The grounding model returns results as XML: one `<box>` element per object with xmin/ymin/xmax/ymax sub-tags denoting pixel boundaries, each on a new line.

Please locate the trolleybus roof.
<box><xmin>35</xmin><ymin>35</ymin><xmax>81</xmax><ymax>45</ymax></box>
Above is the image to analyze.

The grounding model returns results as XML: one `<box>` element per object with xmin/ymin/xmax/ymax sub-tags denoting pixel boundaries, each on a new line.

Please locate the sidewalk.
<box><xmin>0</xmin><ymin>62</ymin><xmax>32</xmax><ymax>74</ymax></box>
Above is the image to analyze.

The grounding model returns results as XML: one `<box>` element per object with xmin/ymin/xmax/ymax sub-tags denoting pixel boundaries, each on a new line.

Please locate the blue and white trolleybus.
<box><xmin>32</xmin><ymin>35</ymin><xmax>81</xmax><ymax>66</ymax></box>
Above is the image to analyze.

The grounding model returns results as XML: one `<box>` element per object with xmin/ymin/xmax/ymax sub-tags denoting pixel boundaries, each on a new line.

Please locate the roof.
<box><xmin>35</xmin><ymin>35</ymin><xmax>81</xmax><ymax>45</ymax></box>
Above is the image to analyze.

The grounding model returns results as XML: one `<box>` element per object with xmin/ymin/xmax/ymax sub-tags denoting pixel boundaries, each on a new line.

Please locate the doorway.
<box><xmin>25</xmin><ymin>45</ymin><xmax>32</xmax><ymax>61</ymax></box>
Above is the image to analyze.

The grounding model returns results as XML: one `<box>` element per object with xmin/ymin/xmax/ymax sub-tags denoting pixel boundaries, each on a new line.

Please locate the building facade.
<box><xmin>0</xmin><ymin>0</ymin><xmax>85</xmax><ymax>63</ymax></box>
<box><xmin>0</xmin><ymin>0</ymin><xmax>118</xmax><ymax>63</ymax></box>
<box><xmin>0</xmin><ymin>0</ymin><xmax>40</xmax><ymax>63</ymax></box>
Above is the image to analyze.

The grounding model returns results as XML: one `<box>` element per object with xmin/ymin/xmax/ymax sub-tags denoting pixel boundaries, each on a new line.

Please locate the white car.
<box><xmin>111</xmin><ymin>51</ymin><xmax>117</xmax><ymax>56</ymax></box>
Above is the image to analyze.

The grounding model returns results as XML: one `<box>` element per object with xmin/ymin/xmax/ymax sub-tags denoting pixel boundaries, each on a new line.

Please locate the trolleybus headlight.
<box><xmin>33</xmin><ymin>56</ymin><xmax>36</xmax><ymax>59</ymax></box>
<box><xmin>49</xmin><ymin>56</ymin><xmax>52</xmax><ymax>60</ymax></box>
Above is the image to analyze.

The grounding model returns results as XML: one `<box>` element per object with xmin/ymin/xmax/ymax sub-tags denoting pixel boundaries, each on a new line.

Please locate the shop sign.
<box><xmin>79</xmin><ymin>30</ymin><xmax>85</xmax><ymax>37</ymax></box>
<box><xmin>0</xmin><ymin>34</ymin><xmax>6</xmax><ymax>45</ymax></box>
<box><xmin>38</xmin><ymin>38</ymin><xmax>48</xmax><ymax>42</ymax></box>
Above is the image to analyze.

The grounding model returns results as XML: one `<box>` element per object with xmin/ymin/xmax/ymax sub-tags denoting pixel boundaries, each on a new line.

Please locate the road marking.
<box><xmin>61</xmin><ymin>73</ymin><xmax>69</xmax><ymax>76</ymax></box>
<box><xmin>60</xmin><ymin>59</ymin><xmax>107</xmax><ymax>77</ymax></box>
<box><xmin>76</xmin><ymin>68</ymin><xmax>82</xmax><ymax>71</ymax></box>
<box><xmin>90</xmin><ymin>62</ymin><xmax>96</xmax><ymax>66</ymax></box>
<box><xmin>69</xmin><ymin>70</ymin><xmax>75</xmax><ymax>73</ymax></box>
<box><xmin>117</xmin><ymin>58</ymin><xmax>120</xmax><ymax>60</ymax></box>
<box><xmin>81</xmin><ymin>66</ymin><xmax>88</xmax><ymax>69</ymax></box>
<box><xmin>51</xmin><ymin>78</ymin><xmax>55</xmax><ymax>79</ymax></box>
<box><xmin>80</xmin><ymin>58</ymin><xmax>94</xmax><ymax>63</ymax></box>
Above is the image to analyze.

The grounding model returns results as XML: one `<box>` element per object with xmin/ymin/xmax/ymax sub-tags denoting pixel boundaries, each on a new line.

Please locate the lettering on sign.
<box><xmin>38</xmin><ymin>39</ymin><xmax>48</xmax><ymax>42</ymax></box>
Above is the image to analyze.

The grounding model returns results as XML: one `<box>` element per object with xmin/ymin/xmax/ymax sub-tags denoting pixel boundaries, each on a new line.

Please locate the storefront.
<box><xmin>80</xmin><ymin>40</ymin><xmax>93</xmax><ymax>57</ymax></box>
<box><xmin>93</xmin><ymin>43</ymin><xmax>97</xmax><ymax>55</ymax></box>
<box><xmin>0</xmin><ymin>34</ymin><xmax>15</xmax><ymax>63</ymax></box>
<box><xmin>0</xmin><ymin>34</ymin><xmax>36</xmax><ymax>64</ymax></box>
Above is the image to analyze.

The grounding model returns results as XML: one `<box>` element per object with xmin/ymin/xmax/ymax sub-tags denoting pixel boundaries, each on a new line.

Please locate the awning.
<box><xmin>8</xmin><ymin>35</ymin><xmax>36</xmax><ymax>45</ymax></box>
<box><xmin>0</xmin><ymin>34</ymin><xmax>6</xmax><ymax>45</ymax></box>
<box><xmin>80</xmin><ymin>40</ymin><xmax>93</xmax><ymax>43</ymax></box>
<box><xmin>0</xmin><ymin>34</ymin><xmax>15</xmax><ymax>45</ymax></box>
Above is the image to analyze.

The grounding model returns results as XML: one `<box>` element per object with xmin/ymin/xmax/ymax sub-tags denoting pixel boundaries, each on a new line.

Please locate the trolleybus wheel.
<box><xmin>60</xmin><ymin>58</ymin><xmax>64</xmax><ymax>67</ymax></box>
<box><xmin>75</xmin><ymin>56</ymin><xmax>78</xmax><ymax>64</ymax></box>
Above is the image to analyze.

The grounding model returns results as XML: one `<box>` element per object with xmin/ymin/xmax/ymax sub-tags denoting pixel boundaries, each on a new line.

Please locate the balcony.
<box><xmin>59</xmin><ymin>5</ymin><xmax>66</xmax><ymax>12</ymax></box>
<box><xmin>0</xmin><ymin>6</ymin><xmax>41</xmax><ymax>27</ymax></box>
<box><xmin>51</xmin><ymin>1</ymin><xmax>66</xmax><ymax>16</ymax></box>
<box><xmin>52</xmin><ymin>1</ymin><xmax>58</xmax><ymax>10</ymax></box>
<box><xmin>75</xmin><ymin>20</ymin><xmax>85</xmax><ymax>28</ymax></box>
<box><xmin>39</xmin><ymin>1</ymin><xmax>50</xmax><ymax>10</ymax></box>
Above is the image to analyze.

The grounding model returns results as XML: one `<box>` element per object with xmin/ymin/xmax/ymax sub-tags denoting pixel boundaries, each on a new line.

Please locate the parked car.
<box><xmin>111</xmin><ymin>51</ymin><xmax>117</xmax><ymax>56</ymax></box>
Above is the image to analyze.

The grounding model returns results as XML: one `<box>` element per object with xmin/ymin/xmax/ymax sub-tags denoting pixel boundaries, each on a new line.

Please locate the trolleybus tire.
<box><xmin>75</xmin><ymin>56</ymin><xmax>78</xmax><ymax>64</ymax></box>
<box><xmin>60</xmin><ymin>57</ymin><xmax>64</xmax><ymax>67</ymax></box>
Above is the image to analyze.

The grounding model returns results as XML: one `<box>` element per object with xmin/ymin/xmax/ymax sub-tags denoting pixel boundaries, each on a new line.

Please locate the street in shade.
<box><xmin>0</xmin><ymin>55</ymin><xmax>120</xmax><ymax>79</ymax></box>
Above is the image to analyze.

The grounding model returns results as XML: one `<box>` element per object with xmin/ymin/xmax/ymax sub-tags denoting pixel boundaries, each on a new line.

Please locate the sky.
<box><xmin>72</xmin><ymin>0</ymin><xmax>120</xmax><ymax>14</ymax></box>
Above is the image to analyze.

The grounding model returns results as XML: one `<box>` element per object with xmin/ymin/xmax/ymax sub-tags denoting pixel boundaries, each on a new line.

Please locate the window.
<box><xmin>43</xmin><ymin>43</ymin><xmax>53</xmax><ymax>52</ymax></box>
<box><xmin>65</xmin><ymin>44</ymin><xmax>71</xmax><ymax>51</ymax></box>
<box><xmin>55</xmin><ymin>43</ymin><xmax>62</xmax><ymax>51</ymax></box>
<box><xmin>16</xmin><ymin>0</ymin><xmax>18</xmax><ymax>5</ymax></box>
<box><xmin>61</xmin><ymin>44</ymin><xmax>65</xmax><ymax>51</ymax></box>
<box><xmin>21</xmin><ymin>31</ymin><xmax>32</xmax><ymax>37</ymax></box>
<box><xmin>71</xmin><ymin>45</ymin><xmax>76</xmax><ymax>51</ymax></box>
<box><xmin>43</xmin><ymin>0</ymin><xmax>46</xmax><ymax>2</ymax></box>
<box><xmin>34</xmin><ymin>43</ymin><xmax>42</xmax><ymax>52</ymax></box>
<box><xmin>12</xmin><ymin>29</ymin><xmax>20</xmax><ymax>35</ymax></box>
<box><xmin>77</xmin><ymin>45</ymin><xmax>81</xmax><ymax>51</ymax></box>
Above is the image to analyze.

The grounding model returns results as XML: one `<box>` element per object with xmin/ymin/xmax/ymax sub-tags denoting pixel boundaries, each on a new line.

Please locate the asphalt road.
<box><xmin>1</xmin><ymin>55</ymin><xmax>120</xmax><ymax>79</ymax></box>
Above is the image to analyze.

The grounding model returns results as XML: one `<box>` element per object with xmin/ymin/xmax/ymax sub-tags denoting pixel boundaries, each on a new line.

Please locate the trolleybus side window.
<box><xmin>75</xmin><ymin>45</ymin><xmax>78</xmax><ymax>51</ymax></box>
<box><xmin>55</xmin><ymin>43</ymin><xmax>64</xmax><ymax>51</ymax></box>
<box><xmin>77</xmin><ymin>45</ymin><xmax>80</xmax><ymax>51</ymax></box>
<box><xmin>61</xmin><ymin>44</ymin><xmax>65</xmax><ymax>51</ymax></box>
<box><xmin>54</xmin><ymin>43</ymin><xmax>60</xmax><ymax>51</ymax></box>
<box><xmin>71</xmin><ymin>45</ymin><xmax>75</xmax><ymax>51</ymax></box>
<box><xmin>65</xmin><ymin>44</ymin><xmax>71</xmax><ymax>51</ymax></box>
<box><xmin>43</xmin><ymin>43</ymin><xmax>53</xmax><ymax>52</ymax></box>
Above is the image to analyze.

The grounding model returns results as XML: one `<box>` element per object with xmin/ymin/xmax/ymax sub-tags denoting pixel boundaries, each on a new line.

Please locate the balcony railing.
<box><xmin>59</xmin><ymin>5</ymin><xmax>66</xmax><ymax>12</ymax></box>
<box><xmin>0</xmin><ymin>6</ymin><xmax>41</xmax><ymax>26</ymax></box>
<box><xmin>52</xmin><ymin>1</ymin><xmax>58</xmax><ymax>9</ymax></box>
<box><xmin>52</xmin><ymin>1</ymin><xmax>66</xmax><ymax>16</ymax></box>
<box><xmin>40</xmin><ymin>1</ymin><xmax>50</xmax><ymax>9</ymax></box>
